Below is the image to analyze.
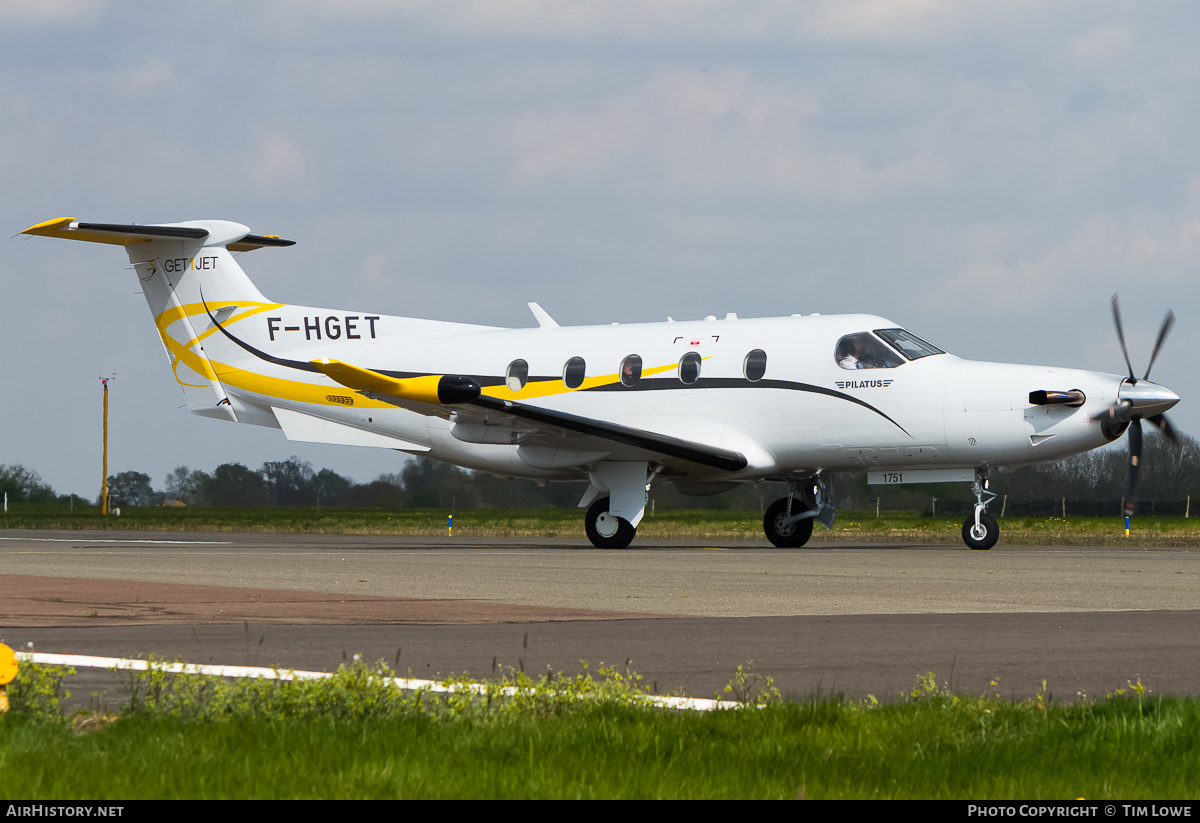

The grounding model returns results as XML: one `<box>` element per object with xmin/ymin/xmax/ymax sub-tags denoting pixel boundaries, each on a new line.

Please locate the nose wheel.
<box><xmin>961</xmin><ymin>511</ymin><xmax>999</xmax><ymax>551</ymax></box>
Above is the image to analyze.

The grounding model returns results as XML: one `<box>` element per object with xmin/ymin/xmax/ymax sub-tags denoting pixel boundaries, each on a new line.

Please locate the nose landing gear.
<box><xmin>961</xmin><ymin>470</ymin><xmax>999</xmax><ymax>550</ymax></box>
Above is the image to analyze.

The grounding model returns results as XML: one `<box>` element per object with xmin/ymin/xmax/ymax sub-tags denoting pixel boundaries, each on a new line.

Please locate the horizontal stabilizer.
<box><xmin>21</xmin><ymin>218</ymin><xmax>294</xmax><ymax>251</ymax></box>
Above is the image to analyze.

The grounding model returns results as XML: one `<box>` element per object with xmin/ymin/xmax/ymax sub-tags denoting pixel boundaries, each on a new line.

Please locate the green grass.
<box><xmin>2</xmin><ymin>660</ymin><xmax>1197</xmax><ymax>799</ymax></box>
<box><xmin>3</xmin><ymin>502</ymin><xmax>1198</xmax><ymax>546</ymax></box>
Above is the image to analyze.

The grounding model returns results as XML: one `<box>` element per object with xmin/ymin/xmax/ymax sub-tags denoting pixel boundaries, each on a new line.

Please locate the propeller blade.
<box><xmin>1112</xmin><ymin>294</ymin><xmax>1135</xmax><ymax>381</ymax></box>
<box><xmin>1143</xmin><ymin>310</ymin><xmax>1175</xmax><ymax>381</ymax></box>
<box><xmin>1091</xmin><ymin>398</ymin><xmax>1133</xmax><ymax>426</ymax></box>
<box><xmin>1125</xmin><ymin>419</ymin><xmax>1143</xmax><ymax>518</ymax></box>
<box><xmin>1146</xmin><ymin>413</ymin><xmax>1182</xmax><ymax>454</ymax></box>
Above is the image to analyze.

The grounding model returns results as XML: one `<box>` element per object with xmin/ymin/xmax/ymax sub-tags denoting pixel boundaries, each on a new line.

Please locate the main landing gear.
<box><xmin>763</xmin><ymin>476</ymin><xmax>834</xmax><ymax>548</ymax></box>
<box><xmin>584</xmin><ymin>497</ymin><xmax>637</xmax><ymax>549</ymax></box>
<box><xmin>580</xmin><ymin>461</ymin><xmax>652</xmax><ymax>549</ymax></box>
<box><xmin>764</xmin><ymin>498</ymin><xmax>815</xmax><ymax>547</ymax></box>
<box><xmin>961</xmin><ymin>470</ymin><xmax>999</xmax><ymax>550</ymax></box>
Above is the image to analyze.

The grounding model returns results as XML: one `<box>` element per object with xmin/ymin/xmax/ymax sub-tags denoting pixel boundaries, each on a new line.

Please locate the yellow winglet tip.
<box><xmin>21</xmin><ymin>217</ymin><xmax>76</xmax><ymax>235</ymax></box>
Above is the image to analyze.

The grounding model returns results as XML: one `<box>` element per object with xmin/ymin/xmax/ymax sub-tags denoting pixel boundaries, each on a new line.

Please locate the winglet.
<box><xmin>527</xmin><ymin>302</ymin><xmax>559</xmax><ymax>329</ymax></box>
<box><xmin>311</xmin><ymin>359</ymin><xmax>480</xmax><ymax>405</ymax></box>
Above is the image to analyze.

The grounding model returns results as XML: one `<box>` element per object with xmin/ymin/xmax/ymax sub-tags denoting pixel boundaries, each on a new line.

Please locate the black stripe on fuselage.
<box><xmin>203</xmin><ymin>309</ymin><xmax>910</xmax><ymax>436</ymax></box>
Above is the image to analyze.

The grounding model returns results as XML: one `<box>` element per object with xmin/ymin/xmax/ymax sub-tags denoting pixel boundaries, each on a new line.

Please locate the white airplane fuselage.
<box><xmin>221</xmin><ymin>305</ymin><xmax>1123</xmax><ymax>481</ymax></box>
<box><xmin>22</xmin><ymin>217</ymin><xmax>1177</xmax><ymax>549</ymax></box>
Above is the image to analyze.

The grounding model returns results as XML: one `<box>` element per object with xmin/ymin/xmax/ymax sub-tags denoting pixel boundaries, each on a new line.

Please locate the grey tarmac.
<box><xmin>2</xmin><ymin>529</ymin><xmax>1198</xmax><ymax>703</ymax></box>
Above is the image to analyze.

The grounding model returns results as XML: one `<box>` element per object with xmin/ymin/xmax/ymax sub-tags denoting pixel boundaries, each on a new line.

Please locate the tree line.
<box><xmin>3</xmin><ymin>429</ymin><xmax>1198</xmax><ymax>514</ymax></box>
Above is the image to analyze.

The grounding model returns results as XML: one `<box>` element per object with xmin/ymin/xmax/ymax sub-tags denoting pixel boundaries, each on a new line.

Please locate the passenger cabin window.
<box><xmin>620</xmin><ymin>355</ymin><xmax>642</xmax><ymax>387</ymax></box>
<box><xmin>835</xmin><ymin>332</ymin><xmax>905</xmax><ymax>370</ymax></box>
<box><xmin>563</xmin><ymin>357</ymin><xmax>586</xmax><ymax>389</ymax></box>
<box><xmin>744</xmin><ymin>349</ymin><xmax>767</xmax><ymax>382</ymax></box>
<box><xmin>874</xmin><ymin>328</ymin><xmax>944</xmax><ymax>361</ymax></box>
<box><xmin>679</xmin><ymin>352</ymin><xmax>702</xmax><ymax>385</ymax></box>
<box><xmin>506</xmin><ymin>359</ymin><xmax>528</xmax><ymax>391</ymax></box>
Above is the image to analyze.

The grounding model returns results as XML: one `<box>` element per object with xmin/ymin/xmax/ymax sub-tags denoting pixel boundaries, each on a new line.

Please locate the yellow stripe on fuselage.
<box><xmin>154</xmin><ymin>303</ymin><xmax>698</xmax><ymax>410</ymax></box>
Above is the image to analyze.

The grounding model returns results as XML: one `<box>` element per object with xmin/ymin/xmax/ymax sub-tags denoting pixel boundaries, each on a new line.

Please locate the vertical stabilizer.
<box><xmin>21</xmin><ymin>218</ymin><xmax>294</xmax><ymax>422</ymax></box>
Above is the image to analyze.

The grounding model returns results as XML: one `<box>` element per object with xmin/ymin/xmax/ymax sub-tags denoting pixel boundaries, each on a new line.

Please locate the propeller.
<box><xmin>1104</xmin><ymin>295</ymin><xmax>1181</xmax><ymax>517</ymax></box>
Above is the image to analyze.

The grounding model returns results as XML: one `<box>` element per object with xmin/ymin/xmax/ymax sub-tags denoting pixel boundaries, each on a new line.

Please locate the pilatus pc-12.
<box><xmin>22</xmin><ymin>218</ymin><xmax>1180</xmax><ymax>550</ymax></box>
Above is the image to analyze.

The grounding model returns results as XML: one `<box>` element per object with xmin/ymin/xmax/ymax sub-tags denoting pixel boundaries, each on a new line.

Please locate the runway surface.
<box><xmin>2</xmin><ymin>529</ymin><xmax>1198</xmax><ymax>703</ymax></box>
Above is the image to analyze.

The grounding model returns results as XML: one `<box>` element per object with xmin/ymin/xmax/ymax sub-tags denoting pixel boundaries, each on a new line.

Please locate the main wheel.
<box><xmin>763</xmin><ymin>497</ymin><xmax>815</xmax><ymax>548</ymax></box>
<box><xmin>961</xmin><ymin>511</ymin><xmax>999</xmax><ymax>550</ymax></box>
<box><xmin>584</xmin><ymin>497</ymin><xmax>637</xmax><ymax>549</ymax></box>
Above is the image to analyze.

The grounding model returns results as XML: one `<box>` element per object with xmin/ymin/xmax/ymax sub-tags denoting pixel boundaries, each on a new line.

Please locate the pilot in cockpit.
<box><xmin>836</xmin><ymin>332</ymin><xmax>904</xmax><ymax>370</ymax></box>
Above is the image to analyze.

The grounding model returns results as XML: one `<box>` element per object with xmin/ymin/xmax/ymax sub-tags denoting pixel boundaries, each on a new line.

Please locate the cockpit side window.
<box><xmin>836</xmin><ymin>332</ymin><xmax>905</xmax><ymax>370</ymax></box>
<box><xmin>874</xmin><ymin>328</ymin><xmax>944</xmax><ymax>361</ymax></box>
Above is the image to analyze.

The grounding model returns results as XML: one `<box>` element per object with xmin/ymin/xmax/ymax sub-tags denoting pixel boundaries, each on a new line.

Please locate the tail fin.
<box><xmin>21</xmin><ymin>218</ymin><xmax>295</xmax><ymax>423</ymax></box>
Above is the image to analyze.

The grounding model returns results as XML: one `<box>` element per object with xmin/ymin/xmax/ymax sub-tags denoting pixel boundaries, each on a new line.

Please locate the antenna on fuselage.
<box><xmin>527</xmin><ymin>302</ymin><xmax>559</xmax><ymax>329</ymax></box>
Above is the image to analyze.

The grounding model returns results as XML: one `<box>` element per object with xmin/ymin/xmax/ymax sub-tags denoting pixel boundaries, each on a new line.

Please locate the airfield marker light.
<box><xmin>99</xmin><ymin>376</ymin><xmax>113</xmax><ymax>516</ymax></box>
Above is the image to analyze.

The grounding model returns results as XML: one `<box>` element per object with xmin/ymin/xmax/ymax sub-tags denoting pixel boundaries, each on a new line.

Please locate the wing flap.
<box><xmin>272</xmin><ymin>407</ymin><xmax>430</xmax><ymax>452</ymax></box>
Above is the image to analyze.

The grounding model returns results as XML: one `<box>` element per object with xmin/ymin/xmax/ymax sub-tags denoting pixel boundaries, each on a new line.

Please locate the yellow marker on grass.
<box><xmin>0</xmin><ymin>643</ymin><xmax>18</xmax><ymax>713</ymax></box>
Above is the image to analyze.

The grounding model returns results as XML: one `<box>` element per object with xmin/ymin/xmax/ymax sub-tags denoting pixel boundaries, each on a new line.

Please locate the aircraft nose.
<box><xmin>1118</xmin><ymin>380</ymin><xmax>1180</xmax><ymax>418</ymax></box>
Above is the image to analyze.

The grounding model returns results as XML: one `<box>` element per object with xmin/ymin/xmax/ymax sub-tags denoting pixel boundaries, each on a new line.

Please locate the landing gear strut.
<box><xmin>961</xmin><ymin>470</ymin><xmax>999</xmax><ymax>550</ymax></box>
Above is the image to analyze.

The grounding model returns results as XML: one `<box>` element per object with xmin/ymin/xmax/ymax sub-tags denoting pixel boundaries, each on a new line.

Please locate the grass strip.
<box><xmin>2</xmin><ymin>659</ymin><xmax>1196</xmax><ymax>799</ymax></box>
<box><xmin>2</xmin><ymin>690</ymin><xmax>1197</xmax><ymax>799</ymax></box>
<box><xmin>3</xmin><ymin>503</ymin><xmax>1199</xmax><ymax>546</ymax></box>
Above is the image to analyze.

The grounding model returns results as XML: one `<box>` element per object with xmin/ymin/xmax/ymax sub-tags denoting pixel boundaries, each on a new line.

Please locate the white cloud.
<box><xmin>509</xmin><ymin>65</ymin><xmax>938</xmax><ymax>202</ymax></box>
<box><xmin>75</xmin><ymin>58</ymin><xmax>180</xmax><ymax>99</ymax></box>
<box><xmin>269</xmin><ymin>0</ymin><xmax>1048</xmax><ymax>45</ymax></box>
<box><xmin>941</xmin><ymin>190</ymin><xmax>1200</xmax><ymax>312</ymax></box>
<box><xmin>1066</xmin><ymin>24</ymin><xmax>1137</xmax><ymax>72</ymax></box>
<box><xmin>802</xmin><ymin>0</ymin><xmax>969</xmax><ymax>43</ymax></box>
<box><xmin>0</xmin><ymin>0</ymin><xmax>104</xmax><ymax>25</ymax></box>
<box><xmin>244</xmin><ymin>130</ymin><xmax>314</xmax><ymax>199</ymax></box>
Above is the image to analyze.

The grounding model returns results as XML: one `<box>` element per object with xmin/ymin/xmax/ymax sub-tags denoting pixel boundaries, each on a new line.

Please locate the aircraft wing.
<box><xmin>468</xmin><ymin>395</ymin><xmax>748</xmax><ymax>472</ymax></box>
<box><xmin>311</xmin><ymin>359</ymin><xmax>748</xmax><ymax>473</ymax></box>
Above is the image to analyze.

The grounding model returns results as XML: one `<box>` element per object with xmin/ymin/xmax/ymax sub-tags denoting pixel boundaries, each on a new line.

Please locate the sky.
<box><xmin>3</xmin><ymin>1</ymin><xmax>1199</xmax><ymax>499</ymax></box>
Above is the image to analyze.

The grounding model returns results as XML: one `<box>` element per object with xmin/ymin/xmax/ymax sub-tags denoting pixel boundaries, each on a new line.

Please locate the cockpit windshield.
<box><xmin>873</xmin><ymin>328</ymin><xmax>944</xmax><ymax>361</ymax></box>
<box><xmin>835</xmin><ymin>332</ymin><xmax>905</xmax><ymax>370</ymax></box>
<box><xmin>835</xmin><ymin>328</ymin><xmax>945</xmax><ymax>370</ymax></box>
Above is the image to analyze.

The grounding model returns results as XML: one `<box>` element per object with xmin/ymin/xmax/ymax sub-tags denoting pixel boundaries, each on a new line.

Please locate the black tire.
<box><xmin>584</xmin><ymin>497</ymin><xmax>636</xmax><ymax>549</ymax></box>
<box><xmin>763</xmin><ymin>497</ymin><xmax>815</xmax><ymax>548</ymax></box>
<box><xmin>961</xmin><ymin>511</ymin><xmax>999</xmax><ymax>551</ymax></box>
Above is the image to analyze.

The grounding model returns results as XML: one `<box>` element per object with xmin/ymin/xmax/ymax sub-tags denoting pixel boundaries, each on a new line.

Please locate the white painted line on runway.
<box><xmin>18</xmin><ymin>651</ymin><xmax>739</xmax><ymax>712</ymax></box>
<box><xmin>0</xmin><ymin>537</ymin><xmax>231</xmax><ymax>545</ymax></box>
